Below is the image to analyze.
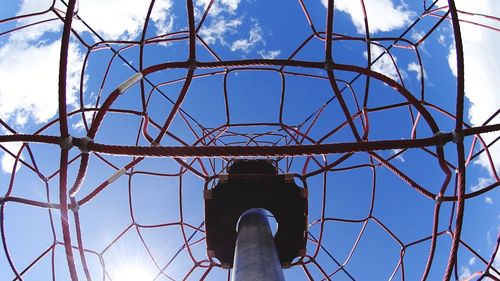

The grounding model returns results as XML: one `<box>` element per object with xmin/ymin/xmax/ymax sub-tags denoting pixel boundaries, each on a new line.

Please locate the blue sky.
<box><xmin>0</xmin><ymin>0</ymin><xmax>499</xmax><ymax>280</ymax></box>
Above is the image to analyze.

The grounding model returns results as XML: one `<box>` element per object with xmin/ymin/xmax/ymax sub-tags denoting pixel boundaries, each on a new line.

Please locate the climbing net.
<box><xmin>1</xmin><ymin>0</ymin><xmax>499</xmax><ymax>280</ymax></box>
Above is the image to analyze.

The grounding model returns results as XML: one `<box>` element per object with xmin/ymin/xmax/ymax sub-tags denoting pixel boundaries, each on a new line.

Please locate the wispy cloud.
<box><xmin>199</xmin><ymin>17</ymin><xmax>243</xmax><ymax>45</ymax></box>
<box><xmin>230</xmin><ymin>21</ymin><xmax>264</xmax><ymax>53</ymax></box>
<box><xmin>197</xmin><ymin>1</ymin><xmax>276</xmax><ymax>57</ymax></box>
<box><xmin>363</xmin><ymin>45</ymin><xmax>404</xmax><ymax>81</ymax></box>
<box><xmin>322</xmin><ymin>0</ymin><xmax>415</xmax><ymax>34</ymax></box>
<box><xmin>391</xmin><ymin>148</ymin><xmax>405</xmax><ymax>162</ymax></box>
<box><xmin>494</xmin><ymin>248</ymin><xmax>500</xmax><ymax>279</ymax></box>
<box><xmin>195</xmin><ymin>0</ymin><xmax>241</xmax><ymax>17</ymax></box>
<box><xmin>459</xmin><ymin>266</ymin><xmax>471</xmax><ymax>281</ymax></box>
<box><xmin>410</xmin><ymin>30</ymin><xmax>426</xmax><ymax>43</ymax></box>
<box><xmin>150</xmin><ymin>1</ymin><xmax>176</xmax><ymax>35</ymax></box>
<box><xmin>407</xmin><ymin>61</ymin><xmax>427</xmax><ymax>81</ymax></box>
<box><xmin>470</xmin><ymin>177</ymin><xmax>493</xmax><ymax>192</ymax></box>
<box><xmin>438</xmin><ymin>34</ymin><xmax>447</xmax><ymax>47</ymax></box>
<box><xmin>196</xmin><ymin>0</ymin><xmax>244</xmax><ymax>46</ymax></box>
<box><xmin>259</xmin><ymin>49</ymin><xmax>281</xmax><ymax>59</ymax></box>
<box><xmin>72</xmin><ymin>105</ymin><xmax>95</xmax><ymax>132</ymax></box>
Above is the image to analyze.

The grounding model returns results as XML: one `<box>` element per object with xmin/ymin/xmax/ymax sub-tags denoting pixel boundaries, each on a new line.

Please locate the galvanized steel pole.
<box><xmin>232</xmin><ymin>208</ymin><xmax>285</xmax><ymax>281</ymax></box>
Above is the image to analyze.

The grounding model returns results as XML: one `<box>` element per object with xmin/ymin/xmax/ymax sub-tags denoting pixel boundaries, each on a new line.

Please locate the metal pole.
<box><xmin>232</xmin><ymin>208</ymin><xmax>285</xmax><ymax>281</ymax></box>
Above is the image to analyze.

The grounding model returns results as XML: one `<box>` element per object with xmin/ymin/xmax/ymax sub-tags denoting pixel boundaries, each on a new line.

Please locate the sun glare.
<box><xmin>113</xmin><ymin>265</ymin><xmax>154</xmax><ymax>281</ymax></box>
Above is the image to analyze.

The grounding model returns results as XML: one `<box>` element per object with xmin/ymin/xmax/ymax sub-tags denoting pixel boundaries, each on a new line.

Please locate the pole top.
<box><xmin>204</xmin><ymin>159</ymin><xmax>307</xmax><ymax>268</ymax></box>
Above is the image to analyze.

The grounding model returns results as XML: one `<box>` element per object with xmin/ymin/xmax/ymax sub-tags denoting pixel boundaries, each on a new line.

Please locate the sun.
<box><xmin>113</xmin><ymin>265</ymin><xmax>154</xmax><ymax>281</ymax></box>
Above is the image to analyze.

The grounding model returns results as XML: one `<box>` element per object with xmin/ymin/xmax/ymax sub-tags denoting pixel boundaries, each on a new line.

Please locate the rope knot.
<box><xmin>77</xmin><ymin>136</ymin><xmax>94</xmax><ymax>154</ymax></box>
<box><xmin>59</xmin><ymin>136</ymin><xmax>73</xmax><ymax>150</ymax></box>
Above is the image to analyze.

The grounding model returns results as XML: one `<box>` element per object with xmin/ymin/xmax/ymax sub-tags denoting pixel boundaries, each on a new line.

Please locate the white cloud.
<box><xmin>438</xmin><ymin>34</ymin><xmax>447</xmax><ymax>46</ymax></box>
<box><xmin>491</xmin><ymin>246</ymin><xmax>500</xmax><ymax>279</ymax></box>
<box><xmin>199</xmin><ymin>17</ymin><xmax>242</xmax><ymax>45</ymax></box>
<box><xmin>230</xmin><ymin>22</ymin><xmax>264</xmax><ymax>53</ymax></box>
<box><xmin>11</xmin><ymin>1</ymin><xmax>60</xmax><ymax>42</ymax></box>
<box><xmin>0</xmin><ymin>40</ymin><xmax>84</xmax><ymax>126</ymax></box>
<box><xmin>72</xmin><ymin>108</ymin><xmax>95</xmax><ymax>132</ymax></box>
<box><xmin>195</xmin><ymin>0</ymin><xmax>272</xmax><ymax>56</ymax></box>
<box><xmin>410</xmin><ymin>30</ymin><xmax>426</xmax><ymax>43</ymax></box>
<box><xmin>322</xmin><ymin>0</ymin><xmax>415</xmax><ymax>34</ymax></box>
<box><xmin>471</xmin><ymin>177</ymin><xmax>493</xmax><ymax>192</ymax></box>
<box><xmin>0</xmin><ymin>0</ymin><xmax>89</xmax><ymax>173</ymax></box>
<box><xmin>13</xmin><ymin>0</ymin><xmax>175</xmax><ymax>41</ymax></box>
<box><xmin>231</xmin><ymin>39</ymin><xmax>251</xmax><ymax>52</ymax></box>
<box><xmin>199</xmin><ymin>16</ymin><xmax>267</xmax><ymax>55</ymax></box>
<box><xmin>494</xmin><ymin>251</ymin><xmax>500</xmax><ymax>278</ymax></box>
<box><xmin>73</xmin><ymin>0</ymin><xmax>174</xmax><ymax>40</ymax></box>
<box><xmin>150</xmin><ymin>1</ymin><xmax>175</xmax><ymax>35</ymax></box>
<box><xmin>459</xmin><ymin>266</ymin><xmax>471</xmax><ymax>281</ymax></box>
<box><xmin>220</xmin><ymin>0</ymin><xmax>241</xmax><ymax>12</ymax></box>
<box><xmin>391</xmin><ymin>149</ymin><xmax>405</xmax><ymax>162</ymax></box>
<box><xmin>439</xmin><ymin>1</ymin><xmax>500</xmax><ymax>174</ymax></box>
<box><xmin>259</xmin><ymin>49</ymin><xmax>281</xmax><ymax>59</ymax></box>
<box><xmin>1</xmin><ymin>141</ymin><xmax>23</xmax><ymax>174</ymax></box>
<box><xmin>408</xmin><ymin>61</ymin><xmax>427</xmax><ymax>81</ymax></box>
<box><xmin>447</xmin><ymin>45</ymin><xmax>458</xmax><ymax>77</ymax></box>
<box><xmin>363</xmin><ymin>45</ymin><xmax>403</xmax><ymax>81</ymax></box>
<box><xmin>0</xmin><ymin>0</ymin><xmax>175</xmax><ymax>130</ymax></box>
<box><xmin>487</xmin><ymin>230</ymin><xmax>493</xmax><ymax>246</ymax></box>
<box><xmin>468</xmin><ymin>257</ymin><xmax>476</xmax><ymax>265</ymax></box>
<box><xmin>485</xmin><ymin>196</ymin><xmax>493</xmax><ymax>204</ymax></box>
<box><xmin>195</xmin><ymin>0</ymin><xmax>241</xmax><ymax>17</ymax></box>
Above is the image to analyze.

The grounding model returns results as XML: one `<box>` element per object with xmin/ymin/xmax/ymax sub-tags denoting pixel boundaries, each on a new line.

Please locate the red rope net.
<box><xmin>0</xmin><ymin>0</ymin><xmax>499</xmax><ymax>280</ymax></box>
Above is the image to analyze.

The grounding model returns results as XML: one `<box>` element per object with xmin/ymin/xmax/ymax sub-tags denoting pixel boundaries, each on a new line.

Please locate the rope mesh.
<box><xmin>0</xmin><ymin>0</ymin><xmax>499</xmax><ymax>280</ymax></box>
